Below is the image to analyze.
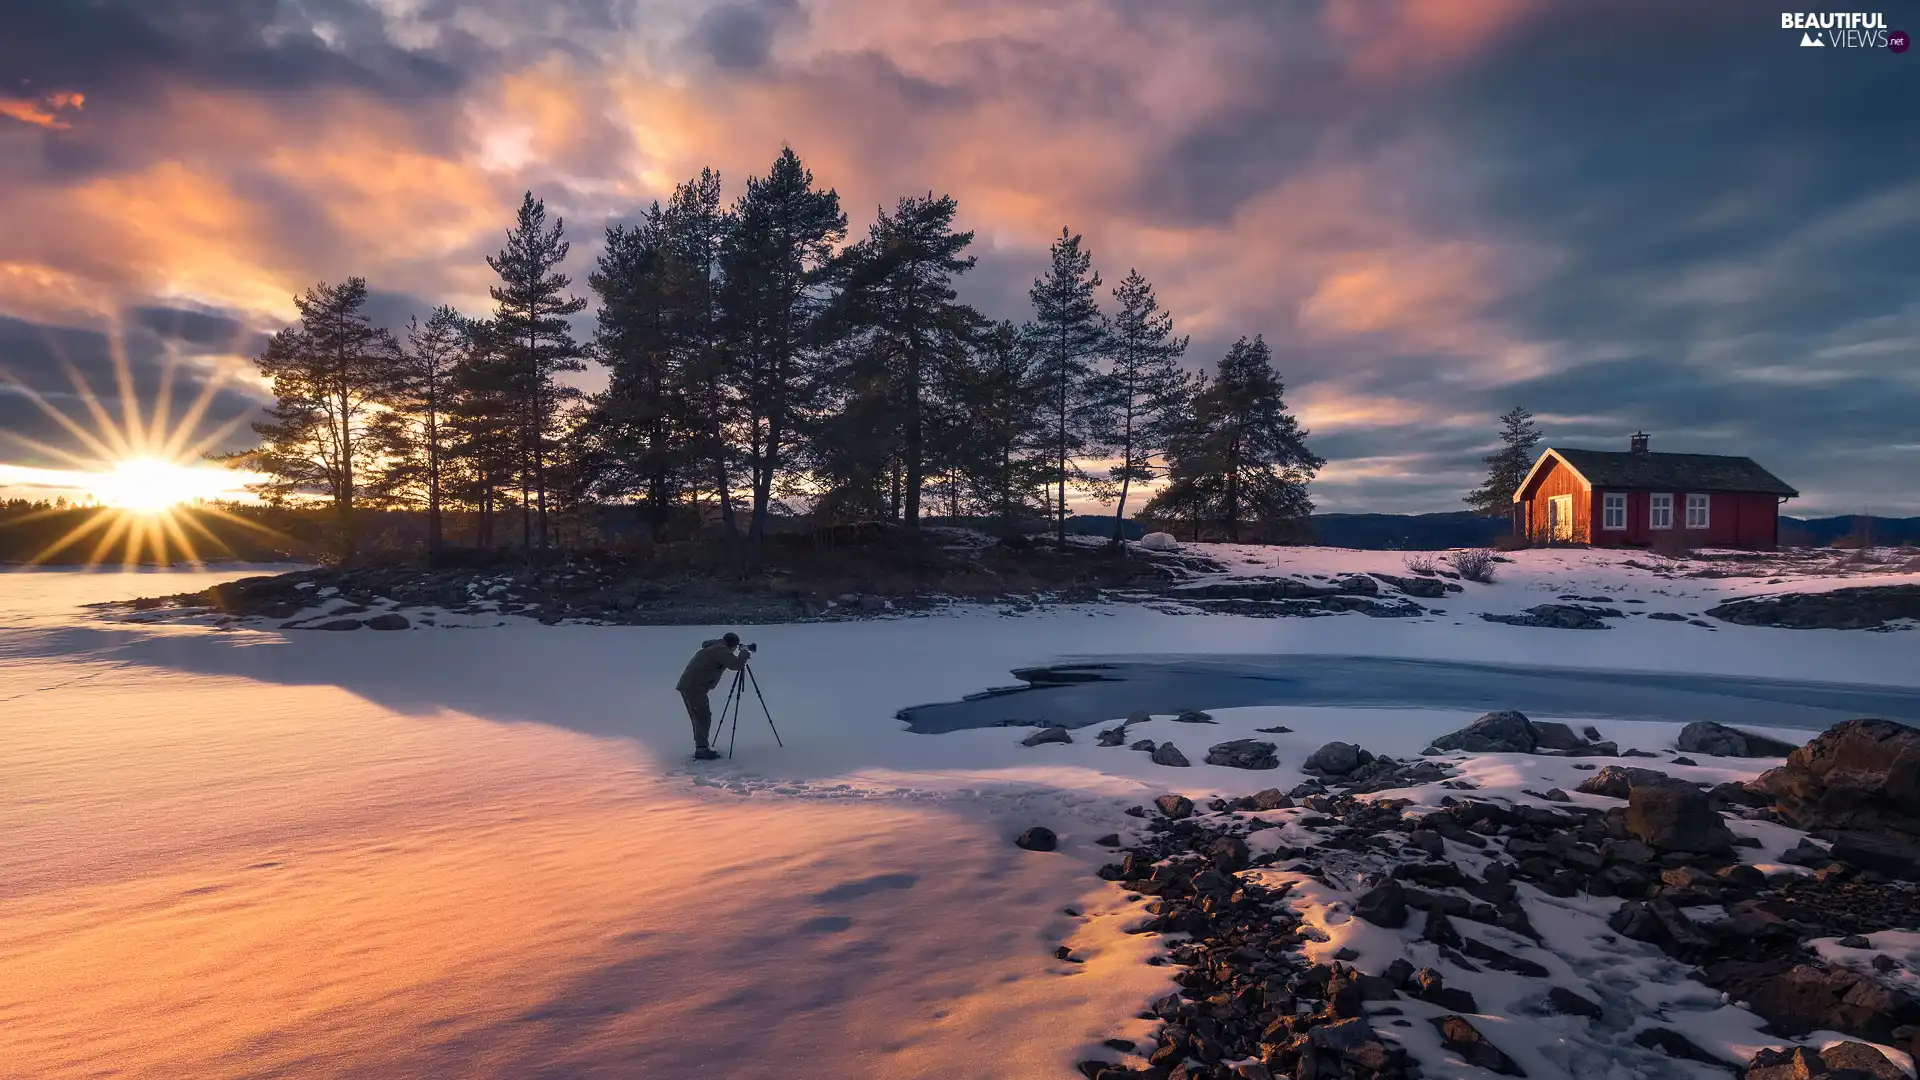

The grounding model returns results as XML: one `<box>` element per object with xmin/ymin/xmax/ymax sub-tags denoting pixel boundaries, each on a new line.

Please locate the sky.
<box><xmin>0</xmin><ymin>0</ymin><xmax>1915</xmax><ymax>517</ymax></box>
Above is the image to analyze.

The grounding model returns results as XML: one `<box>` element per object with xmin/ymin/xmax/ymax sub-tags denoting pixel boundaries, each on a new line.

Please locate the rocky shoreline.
<box><xmin>1707</xmin><ymin>585</ymin><xmax>1920</xmax><ymax>632</ymax></box>
<box><xmin>1058</xmin><ymin>716</ymin><xmax>1920</xmax><ymax>1080</ymax></box>
<box><xmin>116</xmin><ymin>554</ymin><xmax>1472</xmax><ymax>629</ymax></box>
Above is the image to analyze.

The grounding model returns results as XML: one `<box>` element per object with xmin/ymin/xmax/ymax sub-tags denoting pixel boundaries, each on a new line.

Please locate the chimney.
<box><xmin>1630</xmin><ymin>431</ymin><xmax>1650</xmax><ymax>454</ymax></box>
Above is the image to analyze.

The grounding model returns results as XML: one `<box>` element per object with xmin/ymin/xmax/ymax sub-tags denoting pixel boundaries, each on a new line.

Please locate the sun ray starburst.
<box><xmin>0</xmin><ymin>314</ymin><xmax>285</xmax><ymax>570</ymax></box>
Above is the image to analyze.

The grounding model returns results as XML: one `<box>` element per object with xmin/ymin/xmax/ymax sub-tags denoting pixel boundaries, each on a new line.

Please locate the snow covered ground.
<box><xmin>1</xmin><ymin>548</ymin><xmax>1915</xmax><ymax>1078</ymax></box>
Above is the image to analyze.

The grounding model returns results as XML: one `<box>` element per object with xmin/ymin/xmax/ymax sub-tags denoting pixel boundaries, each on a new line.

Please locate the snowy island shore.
<box><xmin>3</xmin><ymin>546</ymin><xmax>1919</xmax><ymax>1079</ymax></box>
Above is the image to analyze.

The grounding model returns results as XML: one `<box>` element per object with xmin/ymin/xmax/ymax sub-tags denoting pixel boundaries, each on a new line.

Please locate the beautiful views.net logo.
<box><xmin>1781</xmin><ymin>11</ymin><xmax>1910</xmax><ymax>50</ymax></box>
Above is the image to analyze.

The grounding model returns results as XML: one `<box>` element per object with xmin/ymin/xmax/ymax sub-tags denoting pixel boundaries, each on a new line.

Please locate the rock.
<box><xmin>1873</xmin><ymin>955</ymin><xmax>1899</xmax><ymax>974</ymax></box>
<box><xmin>1171</xmin><ymin>709</ymin><xmax>1215</xmax><ymax>724</ymax></box>
<box><xmin>1539</xmin><ymin>788</ymin><xmax>1572</xmax><ymax>803</ymax></box>
<box><xmin>1482</xmin><ymin>603</ymin><xmax>1620</xmax><ymax>630</ymax></box>
<box><xmin>1576</xmin><ymin>765</ymin><xmax>1688</xmax><ymax>799</ymax></box>
<box><xmin>1095</xmin><ymin>728</ymin><xmax>1127</xmax><ymax>747</ymax></box>
<box><xmin>1095</xmin><ymin>833</ymin><xmax>1121</xmax><ymax>847</ymax></box>
<box><xmin>1647</xmin><ymin>611</ymin><xmax>1688</xmax><ymax>622</ymax></box>
<box><xmin>1752</xmin><ymin>720</ymin><xmax>1920</xmax><ymax>861</ymax></box>
<box><xmin>1335</xmin><ymin>574</ymin><xmax>1380</xmax><ymax>596</ymax></box>
<box><xmin>315</xmin><ymin>618</ymin><xmax>362</xmax><ymax>631</ymax></box>
<box><xmin>364</xmin><ymin>613</ymin><xmax>411</xmax><ymax>630</ymax></box>
<box><xmin>1413</xmin><ymin>968</ymin><xmax>1479</xmax><ymax>1013</ymax></box>
<box><xmin>1431</xmin><ymin>710</ymin><xmax>1540</xmax><ymax>754</ymax></box>
<box><xmin>1151</xmin><ymin>743</ymin><xmax>1191</xmax><ymax>768</ymax></box>
<box><xmin>1251</xmin><ymin>788</ymin><xmax>1292</xmax><ymax>811</ymax></box>
<box><xmin>1707</xmin><ymin>585</ymin><xmax>1920</xmax><ymax>631</ymax></box>
<box><xmin>1205</xmin><ymin>739</ymin><xmax>1279</xmax><ymax>770</ymax></box>
<box><xmin>1155</xmin><ymin>794</ymin><xmax>1195</xmax><ymax>819</ymax></box>
<box><xmin>1015</xmin><ymin>827</ymin><xmax>1057</xmax><ymax>851</ymax></box>
<box><xmin>1705</xmin><ymin>960</ymin><xmax>1918</xmax><ymax>1041</ymax></box>
<box><xmin>1459</xmin><ymin>935</ymin><xmax>1549</xmax><ymax>977</ymax></box>
<box><xmin>1355</xmin><ymin>880</ymin><xmax>1409</xmax><ymax>928</ymax></box>
<box><xmin>1022</xmin><ymin>726</ymin><xmax>1073</xmax><ymax>747</ymax></box>
<box><xmin>1254</xmin><ymin>725</ymin><xmax>1292</xmax><ymax>734</ymax></box>
<box><xmin>1532</xmin><ymin>722</ymin><xmax>1588</xmax><ymax>752</ymax></box>
<box><xmin>1626</xmin><ymin>784</ymin><xmax>1734</xmax><ymax>854</ymax></box>
<box><xmin>1633</xmin><ymin>1027</ymin><xmax>1731</xmax><ymax>1069</ymax></box>
<box><xmin>1678</xmin><ymin>721</ymin><xmax>1800</xmax><ymax>758</ymax></box>
<box><xmin>1423</xmin><ymin>907</ymin><xmax>1461</xmax><ymax>947</ymax></box>
<box><xmin>1430</xmin><ymin>1015</ymin><xmax>1525</xmax><ymax>1076</ymax></box>
<box><xmin>1671</xmin><ymin>756</ymin><xmax>1698</xmax><ymax>766</ymax></box>
<box><xmin>1140</xmin><ymin>531</ymin><xmax>1179</xmax><ymax>552</ymax></box>
<box><xmin>1310</xmin><ymin>1016</ymin><xmax>1376</xmax><ymax>1053</ymax></box>
<box><xmin>1834</xmin><ymin>1037</ymin><xmax>1916</xmax><ymax>1079</ymax></box>
<box><xmin>1124</xmin><ymin>710</ymin><xmax>1153</xmax><ymax>726</ymax></box>
<box><xmin>1130</xmin><ymin>739</ymin><xmax>1157</xmax><ymax>753</ymax></box>
<box><xmin>1743</xmin><ymin>1047</ymin><xmax>1829</xmax><ymax>1080</ymax></box>
<box><xmin>1303</xmin><ymin>741</ymin><xmax>1367</xmax><ymax>775</ymax></box>
<box><xmin>1547</xmin><ymin>986</ymin><xmax>1603</xmax><ymax>1019</ymax></box>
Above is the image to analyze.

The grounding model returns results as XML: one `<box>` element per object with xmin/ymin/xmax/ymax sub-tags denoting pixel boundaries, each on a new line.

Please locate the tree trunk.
<box><xmin>1112</xmin><ymin>475</ymin><xmax>1132</xmax><ymax>546</ymax></box>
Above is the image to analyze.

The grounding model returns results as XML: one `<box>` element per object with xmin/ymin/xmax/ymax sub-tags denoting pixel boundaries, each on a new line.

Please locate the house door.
<box><xmin>1549</xmin><ymin>495</ymin><xmax>1574</xmax><ymax>541</ymax></box>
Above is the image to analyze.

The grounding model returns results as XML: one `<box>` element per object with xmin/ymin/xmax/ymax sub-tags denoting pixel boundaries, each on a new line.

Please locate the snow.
<box><xmin>1</xmin><ymin>548</ymin><xmax>1915</xmax><ymax>1079</ymax></box>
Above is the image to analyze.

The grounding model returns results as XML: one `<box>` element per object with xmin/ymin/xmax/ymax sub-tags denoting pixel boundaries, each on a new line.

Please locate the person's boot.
<box><xmin>693</xmin><ymin>747</ymin><xmax>721</xmax><ymax>761</ymax></box>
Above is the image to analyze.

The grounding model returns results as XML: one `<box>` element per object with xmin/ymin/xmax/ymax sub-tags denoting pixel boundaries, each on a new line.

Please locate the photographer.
<box><xmin>675</xmin><ymin>632</ymin><xmax>752</xmax><ymax>760</ymax></box>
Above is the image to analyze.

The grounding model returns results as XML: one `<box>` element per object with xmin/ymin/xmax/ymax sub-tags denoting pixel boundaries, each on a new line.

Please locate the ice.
<box><xmin>1</xmin><ymin>549</ymin><xmax>1914</xmax><ymax>1078</ymax></box>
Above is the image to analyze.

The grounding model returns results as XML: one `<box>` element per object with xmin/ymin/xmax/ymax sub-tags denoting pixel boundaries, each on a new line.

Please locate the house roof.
<box><xmin>1515</xmin><ymin>448</ymin><xmax>1799</xmax><ymax>501</ymax></box>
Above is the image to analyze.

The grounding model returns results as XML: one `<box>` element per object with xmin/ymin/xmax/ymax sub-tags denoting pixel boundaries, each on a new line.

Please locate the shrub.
<box><xmin>1402</xmin><ymin>551</ymin><xmax>1439</xmax><ymax>575</ymax></box>
<box><xmin>1446</xmin><ymin>547</ymin><xmax>1498</xmax><ymax>583</ymax></box>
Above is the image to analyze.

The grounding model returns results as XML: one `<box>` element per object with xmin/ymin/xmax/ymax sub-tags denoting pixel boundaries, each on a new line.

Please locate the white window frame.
<box><xmin>1601</xmin><ymin>492</ymin><xmax>1626</xmax><ymax>530</ymax></box>
<box><xmin>1649</xmin><ymin>493</ymin><xmax>1673</xmax><ymax>530</ymax></box>
<box><xmin>1686</xmin><ymin>493</ymin><xmax>1710</xmax><ymax>529</ymax></box>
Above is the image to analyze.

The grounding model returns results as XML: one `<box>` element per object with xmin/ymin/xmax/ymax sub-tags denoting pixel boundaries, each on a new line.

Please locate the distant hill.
<box><xmin>1779</xmin><ymin>514</ymin><xmax>1920</xmax><ymax>547</ymax></box>
<box><xmin>1307</xmin><ymin>511</ymin><xmax>1512</xmax><ymax>550</ymax></box>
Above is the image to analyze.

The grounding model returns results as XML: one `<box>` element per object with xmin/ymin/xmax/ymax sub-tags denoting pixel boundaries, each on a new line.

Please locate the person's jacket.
<box><xmin>676</xmin><ymin>641</ymin><xmax>747</xmax><ymax>694</ymax></box>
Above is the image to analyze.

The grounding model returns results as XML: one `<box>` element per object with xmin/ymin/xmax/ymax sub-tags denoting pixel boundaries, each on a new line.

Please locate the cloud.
<box><xmin>0</xmin><ymin>91</ymin><xmax>85</xmax><ymax>130</ymax></box>
<box><xmin>0</xmin><ymin>0</ymin><xmax>1913</xmax><ymax>517</ymax></box>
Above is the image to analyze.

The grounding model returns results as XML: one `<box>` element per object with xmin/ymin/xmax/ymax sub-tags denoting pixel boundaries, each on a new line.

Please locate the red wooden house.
<box><xmin>1513</xmin><ymin>433</ymin><xmax>1798</xmax><ymax>550</ymax></box>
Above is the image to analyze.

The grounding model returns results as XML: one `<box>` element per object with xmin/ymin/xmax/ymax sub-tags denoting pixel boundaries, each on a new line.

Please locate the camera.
<box><xmin>745</xmin><ymin>642</ymin><xmax>759</xmax><ymax>654</ymax></box>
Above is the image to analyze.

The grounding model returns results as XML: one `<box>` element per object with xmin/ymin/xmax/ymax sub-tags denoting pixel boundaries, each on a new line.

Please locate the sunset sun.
<box><xmin>88</xmin><ymin>457</ymin><xmax>235</xmax><ymax>513</ymax></box>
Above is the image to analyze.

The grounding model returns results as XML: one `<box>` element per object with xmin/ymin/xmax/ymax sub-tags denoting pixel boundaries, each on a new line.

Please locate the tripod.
<box><xmin>712</xmin><ymin>662</ymin><xmax>784</xmax><ymax>758</ymax></box>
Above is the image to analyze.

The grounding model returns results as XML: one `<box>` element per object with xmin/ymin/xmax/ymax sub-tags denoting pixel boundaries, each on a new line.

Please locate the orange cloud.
<box><xmin>0</xmin><ymin>91</ymin><xmax>86</xmax><ymax>130</ymax></box>
<box><xmin>1322</xmin><ymin>0</ymin><xmax>1537</xmax><ymax>82</ymax></box>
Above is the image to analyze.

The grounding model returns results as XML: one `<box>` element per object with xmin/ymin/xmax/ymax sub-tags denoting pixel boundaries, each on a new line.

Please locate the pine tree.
<box><xmin>719</xmin><ymin>148</ymin><xmax>847</xmax><ymax>551</ymax></box>
<box><xmin>954</xmin><ymin>320</ymin><xmax>1051</xmax><ymax>531</ymax></box>
<box><xmin>660</xmin><ymin>169</ymin><xmax>742</xmax><ymax>548</ymax></box>
<box><xmin>368</xmin><ymin>305</ymin><xmax>463</xmax><ymax>558</ymax></box>
<box><xmin>225</xmin><ymin>277</ymin><xmax>400</xmax><ymax>557</ymax></box>
<box><xmin>585</xmin><ymin>207</ymin><xmax>695</xmax><ymax>535</ymax></box>
<box><xmin>1090</xmin><ymin>269</ymin><xmax>1189</xmax><ymax>544</ymax></box>
<box><xmin>1026</xmin><ymin>228</ymin><xmax>1109</xmax><ymax>544</ymax></box>
<box><xmin>488</xmin><ymin>191</ymin><xmax>587</xmax><ymax>553</ymax></box>
<box><xmin>444</xmin><ymin>318</ymin><xmax>521</xmax><ymax>550</ymax></box>
<box><xmin>1465</xmin><ymin>405</ymin><xmax>1541</xmax><ymax>517</ymax></box>
<box><xmin>826</xmin><ymin>193</ymin><xmax>979</xmax><ymax>527</ymax></box>
<box><xmin>1147</xmin><ymin>337</ymin><xmax>1321</xmax><ymax>542</ymax></box>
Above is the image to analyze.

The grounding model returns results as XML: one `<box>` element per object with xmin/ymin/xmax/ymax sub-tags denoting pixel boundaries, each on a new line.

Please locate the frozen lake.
<box><xmin>899</xmin><ymin>655</ymin><xmax>1920</xmax><ymax>734</ymax></box>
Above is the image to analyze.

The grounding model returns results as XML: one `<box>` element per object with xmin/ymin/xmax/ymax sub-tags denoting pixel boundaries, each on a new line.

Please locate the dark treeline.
<box><xmin>224</xmin><ymin>149</ymin><xmax>1323</xmax><ymax>564</ymax></box>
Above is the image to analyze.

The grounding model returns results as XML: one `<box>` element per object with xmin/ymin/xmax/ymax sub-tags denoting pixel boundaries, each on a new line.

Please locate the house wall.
<box><xmin>1519</xmin><ymin>458</ymin><xmax>1590</xmax><ymax>543</ymax></box>
<box><xmin>1586</xmin><ymin>489</ymin><xmax>1783</xmax><ymax>550</ymax></box>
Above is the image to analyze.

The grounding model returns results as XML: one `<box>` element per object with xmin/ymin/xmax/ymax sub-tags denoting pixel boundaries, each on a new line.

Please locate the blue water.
<box><xmin>898</xmin><ymin>655</ymin><xmax>1920</xmax><ymax>735</ymax></box>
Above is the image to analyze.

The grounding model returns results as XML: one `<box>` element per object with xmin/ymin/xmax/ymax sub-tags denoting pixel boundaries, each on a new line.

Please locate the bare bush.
<box><xmin>1446</xmin><ymin>547</ymin><xmax>1498</xmax><ymax>583</ymax></box>
<box><xmin>1402</xmin><ymin>551</ymin><xmax>1439</xmax><ymax>575</ymax></box>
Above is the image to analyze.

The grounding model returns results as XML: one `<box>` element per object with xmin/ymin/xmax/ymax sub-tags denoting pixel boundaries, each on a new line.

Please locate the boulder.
<box><xmin>1205</xmin><ymin>739</ymin><xmax>1279</xmax><ymax>770</ymax></box>
<box><xmin>1704</xmin><ymin>960</ymin><xmax>1919</xmax><ymax>1041</ymax></box>
<box><xmin>1171</xmin><ymin>709</ymin><xmax>1216</xmax><ymax>724</ymax></box>
<box><xmin>1430</xmin><ymin>1015</ymin><xmax>1525</xmax><ymax>1076</ymax></box>
<box><xmin>1251</xmin><ymin>788</ymin><xmax>1292</xmax><ymax>811</ymax></box>
<box><xmin>1304</xmin><ymin>741</ymin><xmax>1368</xmax><ymax>775</ymax></box>
<box><xmin>1139</xmin><ymin>531</ymin><xmax>1179</xmax><ymax>552</ymax></box>
<box><xmin>1431</xmin><ymin>710</ymin><xmax>1539</xmax><ymax>754</ymax></box>
<box><xmin>1355</xmin><ymin>880</ymin><xmax>1410</xmax><ymax>928</ymax></box>
<box><xmin>1819</xmin><ymin>1041</ymin><xmax>1907</xmax><ymax>1080</ymax></box>
<box><xmin>1575</xmin><ymin>765</ymin><xmax>1689</xmax><ymax>799</ymax></box>
<box><xmin>1633</xmin><ymin>1028</ymin><xmax>1731</xmax><ymax>1069</ymax></box>
<box><xmin>1154</xmin><ymin>794</ymin><xmax>1195</xmax><ymax>819</ymax></box>
<box><xmin>1547</xmin><ymin>987</ymin><xmax>1602</xmax><ymax>1020</ymax></box>
<box><xmin>364</xmin><ymin>612</ymin><xmax>411</xmax><ymax>630</ymax></box>
<box><xmin>1372</xmin><ymin>572</ymin><xmax>1450</xmax><ymax>598</ymax></box>
<box><xmin>1022</xmin><ymin>726</ymin><xmax>1073</xmax><ymax>747</ymax></box>
<box><xmin>1335</xmin><ymin>574</ymin><xmax>1380</xmax><ymax>596</ymax></box>
<box><xmin>1095</xmin><ymin>727</ymin><xmax>1127</xmax><ymax>747</ymax></box>
<box><xmin>1151</xmin><ymin>743</ymin><xmax>1191</xmax><ymax>768</ymax></box>
<box><xmin>1751</xmin><ymin>719</ymin><xmax>1920</xmax><ymax>839</ymax></box>
<box><xmin>1707</xmin><ymin>585</ymin><xmax>1920</xmax><ymax>630</ymax></box>
<box><xmin>1130</xmin><ymin>739</ymin><xmax>1157</xmax><ymax>753</ymax></box>
<box><xmin>1678</xmin><ymin>721</ymin><xmax>1799</xmax><ymax>758</ymax></box>
<box><xmin>315</xmin><ymin>618</ymin><xmax>363</xmax><ymax>631</ymax></box>
<box><xmin>1626</xmin><ymin>784</ymin><xmax>1734</xmax><ymax>854</ymax></box>
<box><xmin>1015</xmin><ymin>827</ymin><xmax>1057</xmax><ymax>851</ymax></box>
<box><xmin>1531</xmin><ymin>722</ymin><xmax>1588</xmax><ymax>752</ymax></box>
<box><xmin>1827</xmin><ymin>830</ymin><xmax>1920</xmax><ymax>880</ymax></box>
